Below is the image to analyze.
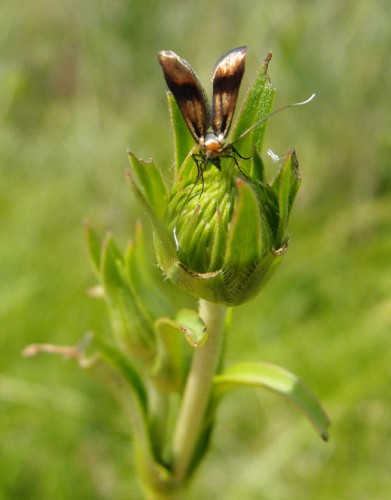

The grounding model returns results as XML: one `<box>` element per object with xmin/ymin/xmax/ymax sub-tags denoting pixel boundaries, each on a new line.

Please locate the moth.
<box><xmin>158</xmin><ymin>47</ymin><xmax>315</xmax><ymax>187</ymax></box>
<box><xmin>158</xmin><ymin>46</ymin><xmax>251</xmax><ymax>181</ymax></box>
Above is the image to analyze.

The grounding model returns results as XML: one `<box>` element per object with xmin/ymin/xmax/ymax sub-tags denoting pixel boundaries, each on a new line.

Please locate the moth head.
<box><xmin>202</xmin><ymin>132</ymin><xmax>225</xmax><ymax>156</ymax></box>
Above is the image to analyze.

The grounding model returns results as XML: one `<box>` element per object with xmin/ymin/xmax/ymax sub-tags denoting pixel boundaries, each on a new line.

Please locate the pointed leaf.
<box><xmin>224</xmin><ymin>179</ymin><xmax>262</xmax><ymax>268</ymax></box>
<box><xmin>92</xmin><ymin>333</ymin><xmax>148</xmax><ymax>414</ymax></box>
<box><xmin>83</xmin><ymin>337</ymin><xmax>173</xmax><ymax>485</ymax></box>
<box><xmin>272</xmin><ymin>151</ymin><xmax>301</xmax><ymax>246</ymax></box>
<box><xmin>209</xmin><ymin>208</ymin><xmax>225</xmax><ymax>270</ymax></box>
<box><xmin>126</xmin><ymin>170</ymin><xmax>177</xmax><ymax>272</ymax></box>
<box><xmin>250</xmin><ymin>148</ymin><xmax>265</xmax><ymax>183</ymax></box>
<box><xmin>276</xmin><ymin>155</ymin><xmax>291</xmax><ymax>244</ymax></box>
<box><xmin>101</xmin><ymin>234</ymin><xmax>123</xmax><ymax>289</ymax></box>
<box><xmin>287</xmin><ymin>150</ymin><xmax>301</xmax><ymax>208</ymax></box>
<box><xmin>82</xmin><ymin>336</ymin><xmax>167</xmax><ymax>479</ymax></box>
<box><xmin>232</xmin><ymin>52</ymin><xmax>275</xmax><ymax>156</ymax></box>
<box><xmin>255</xmin><ymin>182</ymin><xmax>279</xmax><ymax>243</ymax></box>
<box><xmin>128</xmin><ymin>152</ymin><xmax>168</xmax><ymax>221</ymax></box>
<box><xmin>101</xmin><ymin>234</ymin><xmax>156</xmax><ymax>358</ymax></box>
<box><xmin>214</xmin><ymin>361</ymin><xmax>330</xmax><ymax>441</ymax></box>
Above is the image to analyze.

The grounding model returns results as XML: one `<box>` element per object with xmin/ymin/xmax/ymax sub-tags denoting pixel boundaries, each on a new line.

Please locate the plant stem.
<box><xmin>172</xmin><ymin>299</ymin><xmax>227</xmax><ymax>482</ymax></box>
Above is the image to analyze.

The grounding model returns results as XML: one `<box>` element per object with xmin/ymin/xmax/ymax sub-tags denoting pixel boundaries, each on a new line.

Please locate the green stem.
<box><xmin>172</xmin><ymin>299</ymin><xmax>227</xmax><ymax>482</ymax></box>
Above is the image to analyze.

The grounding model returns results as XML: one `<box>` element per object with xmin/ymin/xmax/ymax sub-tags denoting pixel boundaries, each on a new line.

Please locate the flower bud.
<box><xmin>128</xmin><ymin>53</ymin><xmax>301</xmax><ymax>306</ymax></box>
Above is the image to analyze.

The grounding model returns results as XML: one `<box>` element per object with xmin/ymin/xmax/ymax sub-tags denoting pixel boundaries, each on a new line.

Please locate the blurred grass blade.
<box><xmin>214</xmin><ymin>361</ymin><xmax>330</xmax><ymax>441</ymax></box>
<box><xmin>85</xmin><ymin>222</ymin><xmax>103</xmax><ymax>276</ymax></box>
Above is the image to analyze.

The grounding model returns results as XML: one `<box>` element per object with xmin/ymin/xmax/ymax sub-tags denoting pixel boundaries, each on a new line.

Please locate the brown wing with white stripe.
<box><xmin>211</xmin><ymin>46</ymin><xmax>247</xmax><ymax>138</ymax></box>
<box><xmin>158</xmin><ymin>50</ymin><xmax>210</xmax><ymax>142</ymax></box>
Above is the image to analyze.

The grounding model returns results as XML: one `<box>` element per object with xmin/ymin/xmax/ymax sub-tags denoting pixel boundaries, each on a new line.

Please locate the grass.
<box><xmin>1</xmin><ymin>0</ymin><xmax>390</xmax><ymax>498</ymax></box>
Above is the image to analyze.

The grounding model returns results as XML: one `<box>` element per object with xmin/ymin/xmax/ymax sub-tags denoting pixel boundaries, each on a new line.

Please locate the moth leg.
<box><xmin>231</xmin><ymin>144</ymin><xmax>252</xmax><ymax>160</ymax></box>
<box><xmin>219</xmin><ymin>153</ymin><xmax>251</xmax><ymax>180</ymax></box>
<box><xmin>191</xmin><ymin>153</ymin><xmax>207</xmax><ymax>197</ymax></box>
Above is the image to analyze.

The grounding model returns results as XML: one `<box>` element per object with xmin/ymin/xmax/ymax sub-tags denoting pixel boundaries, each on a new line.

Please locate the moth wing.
<box><xmin>158</xmin><ymin>50</ymin><xmax>210</xmax><ymax>142</ymax></box>
<box><xmin>211</xmin><ymin>46</ymin><xmax>247</xmax><ymax>138</ymax></box>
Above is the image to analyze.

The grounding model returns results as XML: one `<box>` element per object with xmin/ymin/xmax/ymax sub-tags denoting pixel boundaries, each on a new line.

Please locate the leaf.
<box><xmin>250</xmin><ymin>147</ymin><xmax>265</xmax><ymax>183</ymax></box>
<box><xmin>232</xmin><ymin>52</ymin><xmax>275</xmax><ymax>157</ymax></box>
<box><xmin>287</xmin><ymin>150</ymin><xmax>301</xmax><ymax>209</ymax></box>
<box><xmin>124</xmin><ymin>222</ymin><xmax>174</xmax><ymax>321</ymax></box>
<box><xmin>101</xmin><ymin>234</ymin><xmax>124</xmax><ymax>288</ymax></box>
<box><xmin>153</xmin><ymin>310</ymin><xmax>206</xmax><ymax>391</ymax></box>
<box><xmin>125</xmin><ymin>169</ymin><xmax>177</xmax><ymax>273</ymax></box>
<box><xmin>214</xmin><ymin>361</ymin><xmax>330</xmax><ymax>441</ymax></box>
<box><xmin>175</xmin><ymin>309</ymin><xmax>207</xmax><ymax>348</ymax></box>
<box><xmin>92</xmin><ymin>333</ymin><xmax>148</xmax><ymax>414</ymax></box>
<box><xmin>272</xmin><ymin>151</ymin><xmax>301</xmax><ymax>246</ymax></box>
<box><xmin>154</xmin><ymin>317</ymin><xmax>187</xmax><ymax>391</ymax></box>
<box><xmin>101</xmin><ymin>234</ymin><xmax>156</xmax><ymax>358</ymax></box>
<box><xmin>83</xmin><ymin>335</ymin><xmax>167</xmax><ymax>480</ymax></box>
<box><xmin>128</xmin><ymin>152</ymin><xmax>168</xmax><ymax>221</ymax></box>
<box><xmin>224</xmin><ymin>179</ymin><xmax>262</xmax><ymax>268</ymax></box>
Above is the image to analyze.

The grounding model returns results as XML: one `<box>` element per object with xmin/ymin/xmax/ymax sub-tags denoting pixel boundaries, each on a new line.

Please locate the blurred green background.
<box><xmin>1</xmin><ymin>0</ymin><xmax>390</xmax><ymax>498</ymax></box>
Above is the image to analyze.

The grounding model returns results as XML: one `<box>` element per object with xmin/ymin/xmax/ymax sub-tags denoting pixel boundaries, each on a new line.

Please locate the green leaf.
<box><xmin>224</xmin><ymin>179</ymin><xmax>262</xmax><ymax>268</ymax></box>
<box><xmin>126</xmin><ymin>169</ymin><xmax>177</xmax><ymax>273</ymax></box>
<box><xmin>214</xmin><ymin>361</ymin><xmax>330</xmax><ymax>441</ymax></box>
<box><xmin>167</xmin><ymin>92</ymin><xmax>195</xmax><ymax>171</ymax></box>
<box><xmin>128</xmin><ymin>151</ymin><xmax>168</xmax><ymax>221</ymax></box>
<box><xmin>153</xmin><ymin>310</ymin><xmax>206</xmax><ymax>392</ymax></box>
<box><xmin>175</xmin><ymin>309</ymin><xmax>207</xmax><ymax>348</ymax></box>
<box><xmin>101</xmin><ymin>234</ymin><xmax>123</xmax><ymax>289</ymax></box>
<box><xmin>124</xmin><ymin>222</ymin><xmax>174</xmax><ymax>321</ymax></box>
<box><xmin>154</xmin><ymin>317</ymin><xmax>186</xmax><ymax>391</ymax></box>
<box><xmin>287</xmin><ymin>150</ymin><xmax>301</xmax><ymax>209</ymax></box>
<box><xmin>101</xmin><ymin>234</ymin><xmax>156</xmax><ymax>358</ymax></box>
<box><xmin>235</xmin><ymin>250</ymin><xmax>284</xmax><ymax>304</ymax></box>
<box><xmin>232</xmin><ymin>52</ymin><xmax>275</xmax><ymax>157</ymax></box>
<box><xmin>253</xmin><ymin>183</ymin><xmax>277</xmax><ymax>249</ymax></box>
<box><xmin>83</xmin><ymin>335</ymin><xmax>164</xmax><ymax>479</ymax></box>
<box><xmin>208</xmin><ymin>208</ymin><xmax>225</xmax><ymax>271</ymax></box>
<box><xmin>92</xmin><ymin>333</ymin><xmax>148</xmax><ymax>414</ymax></box>
<box><xmin>250</xmin><ymin>147</ymin><xmax>265</xmax><ymax>183</ymax></box>
<box><xmin>272</xmin><ymin>151</ymin><xmax>301</xmax><ymax>246</ymax></box>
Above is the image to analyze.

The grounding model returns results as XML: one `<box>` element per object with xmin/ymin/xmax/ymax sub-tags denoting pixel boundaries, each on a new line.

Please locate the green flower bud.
<box><xmin>128</xmin><ymin>53</ymin><xmax>301</xmax><ymax>306</ymax></box>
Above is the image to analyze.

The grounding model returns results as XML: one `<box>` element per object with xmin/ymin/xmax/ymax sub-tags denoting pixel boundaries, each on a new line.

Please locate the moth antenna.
<box><xmin>232</xmin><ymin>93</ymin><xmax>316</xmax><ymax>144</ymax></box>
